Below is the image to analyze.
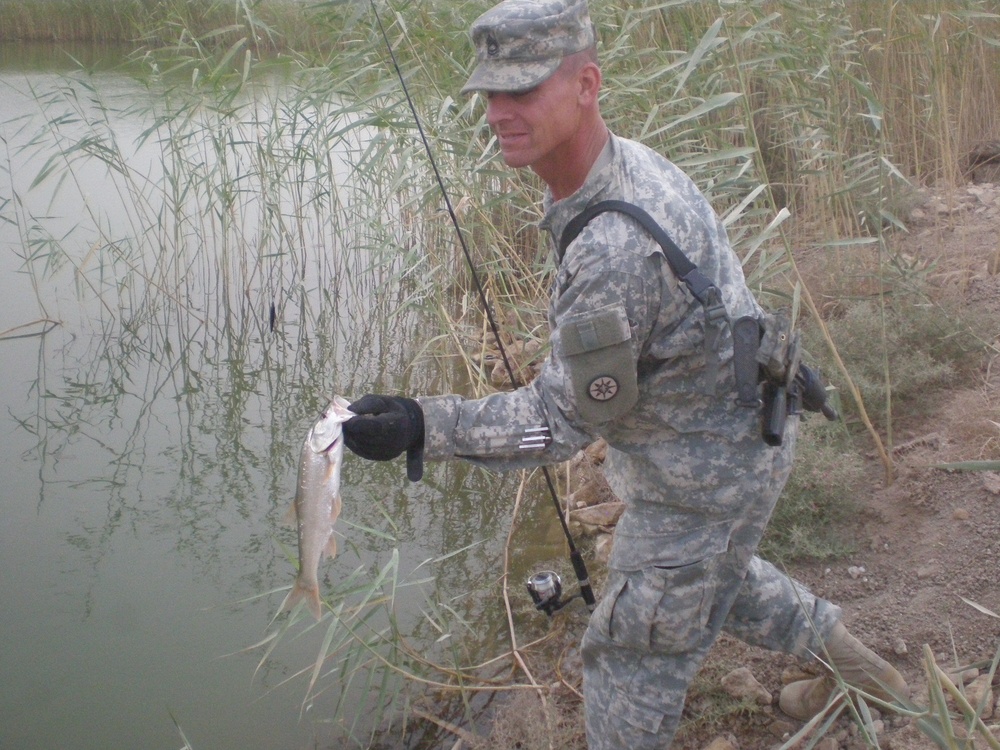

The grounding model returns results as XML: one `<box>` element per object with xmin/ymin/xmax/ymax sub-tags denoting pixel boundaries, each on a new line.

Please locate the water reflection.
<box><xmin>0</xmin><ymin>41</ymin><xmax>139</xmax><ymax>72</ymax></box>
<box><xmin>0</xmin><ymin>46</ymin><xmax>565</xmax><ymax>750</ymax></box>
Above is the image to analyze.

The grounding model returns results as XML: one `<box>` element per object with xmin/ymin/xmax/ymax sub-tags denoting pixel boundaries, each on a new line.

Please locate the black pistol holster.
<box><xmin>733</xmin><ymin>310</ymin><xmax>838</xmax><ymax>446</ymax></box>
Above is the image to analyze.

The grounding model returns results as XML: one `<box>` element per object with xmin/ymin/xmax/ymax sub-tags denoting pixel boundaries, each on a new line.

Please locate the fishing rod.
<box><xmin>368</xmin><ymin>0</ymin><xmax>595</xmax><ymax>614</ymax></box>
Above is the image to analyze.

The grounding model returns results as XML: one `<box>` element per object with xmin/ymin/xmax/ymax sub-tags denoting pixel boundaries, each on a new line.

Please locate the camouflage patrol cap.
<box><xmin>461</xmin><ymin>0</ymin><xmax>595</xmax><ymax>94</ymax></box>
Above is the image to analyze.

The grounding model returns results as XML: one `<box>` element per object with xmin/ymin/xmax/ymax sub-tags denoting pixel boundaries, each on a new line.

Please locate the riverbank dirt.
<box><xmin>415</xmin><ymin>182</ymin><xmax>1000</xmax><ymax>750</ymax></box>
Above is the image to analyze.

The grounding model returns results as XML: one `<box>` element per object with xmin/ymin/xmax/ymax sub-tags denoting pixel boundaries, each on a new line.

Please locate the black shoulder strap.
<box><xmin>560</xmin><ymin>199</ymin><xmax>731</xmax><ymax>397</ymax></box>
<box><xmin>558</xmin><ymin>199</ymin><xmax>721</xmax><ymax>312</ymax></box>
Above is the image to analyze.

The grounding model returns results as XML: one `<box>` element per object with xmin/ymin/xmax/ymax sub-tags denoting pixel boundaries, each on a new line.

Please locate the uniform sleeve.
<box><xmin>420</xmin><ymin>222</ymin><xmax>666</xmax><ymax>473</ymax></box>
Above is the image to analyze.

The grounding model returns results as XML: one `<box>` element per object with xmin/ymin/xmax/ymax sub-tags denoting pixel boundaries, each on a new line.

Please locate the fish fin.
<box><xmin>282</xmin><ymin>503</ymin><xmax>297</xmax><ymax>527</ymax></box>
<box><xmin>325</xmin><ymin>534</ymin><xmax>338</xmax><ymax>559</ymax></box>
<box><xmin>280</xmin><ymin>577</ymin><xmax>323</xmax><ymax>621</ymax></box>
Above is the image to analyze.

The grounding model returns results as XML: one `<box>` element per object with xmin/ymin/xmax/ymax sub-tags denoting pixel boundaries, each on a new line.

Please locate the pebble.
<box><xmin>570</xmin><ymin>501</ymin><xmax>625</xmax><ymax>527</ymax></box>
<box><xmin>701</xmin><ymin>735</ymin><xmax>739</xmax><ymax>750</ymax></box>
<box><xmin>916</xmin><ymin>563</ymin><xmax>941</xmax><ymax>579</ymax></box>
<box><xmin>966</xmin><ymin>673</ymin><xmax>995</xmax><ymax>719</ymax></box>
<box><xmin>720</xmin><ymin>667</ymin><xmax>772</xmax><ymax>705</ymax></box>
<box><xmin>944</xmin><ymin>667</ymin><xmax>980</xmax><ymax>687</ymax></box>
<box><xmin>984</xmin><ymin>472</ymin><xmax>1000</xmax><ymax>495</ymax></box>
<box><xmin>848</xmin><ymin>718</ymin><xmax>884</xmax><ymax>739</ymax></box>
<box><xmin>593</xmin><ymin>533</ymin><xmax>613</xmax><ymax>565</ymax></box>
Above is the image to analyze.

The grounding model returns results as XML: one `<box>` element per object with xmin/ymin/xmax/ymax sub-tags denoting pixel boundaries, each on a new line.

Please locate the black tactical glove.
<box><xmin>344</xmin><ymin>395</ymin><xmax>425</xmax><ymax>481</ymax></box>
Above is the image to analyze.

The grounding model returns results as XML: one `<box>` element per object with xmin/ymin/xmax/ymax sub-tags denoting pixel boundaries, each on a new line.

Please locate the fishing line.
<box><xmin>369</xmin><ymin>0</ymin><xmax>595</xmax><ymax>611</ymax></box>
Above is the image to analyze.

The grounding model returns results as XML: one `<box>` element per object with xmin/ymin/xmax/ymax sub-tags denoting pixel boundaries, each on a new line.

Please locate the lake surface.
<box><xmin>0</xmin><ymin>44</ymin><xmax>566</xmax><ymax>750</ymax></box>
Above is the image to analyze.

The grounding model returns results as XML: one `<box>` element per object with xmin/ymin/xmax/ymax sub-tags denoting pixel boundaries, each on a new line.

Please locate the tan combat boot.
<box><xmin>779</xmin><ymin>622</ymin><xmax>910</xmax><ymax>720</ymax></box>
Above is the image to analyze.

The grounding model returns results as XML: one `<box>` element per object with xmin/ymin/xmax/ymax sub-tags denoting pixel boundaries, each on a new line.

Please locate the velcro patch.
<box><xmin>560</xmin><ymin>304</ymin><xmax>638</xmax><ymax>423</ymax></box>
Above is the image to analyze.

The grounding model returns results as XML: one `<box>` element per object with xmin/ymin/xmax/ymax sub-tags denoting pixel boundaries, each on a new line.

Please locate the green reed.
<box><xmin>0</xmin><ymin>0</ymin><xmax>323</xmax><ymax>54</ymax></box>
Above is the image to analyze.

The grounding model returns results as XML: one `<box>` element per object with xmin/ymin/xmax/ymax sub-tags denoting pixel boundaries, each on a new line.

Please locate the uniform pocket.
<box><xmin>560</xmin><ymin>303</ymin><xmax>638</xmax><ymax>424</ymax></box>
<box><xmin>599</xmin><ymin>558</ymin><xmax>718</xmax><ymax>655</ymax></box>
<box><xmin>648</xmin><ymin>556</ymin><xmax>719</xmax><ymax>653</ymax></box>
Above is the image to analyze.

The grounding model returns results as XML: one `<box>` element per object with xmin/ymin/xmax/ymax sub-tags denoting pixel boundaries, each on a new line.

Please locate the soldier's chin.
<box><xmin>499</xmin><ymin>151</ymin><xmax>530</xmax><ymax>169</ymax></box>
<box><xmin>496</xmin><ymin>140</ymin><xmax>533</xmax><ymax>169</ymax></box>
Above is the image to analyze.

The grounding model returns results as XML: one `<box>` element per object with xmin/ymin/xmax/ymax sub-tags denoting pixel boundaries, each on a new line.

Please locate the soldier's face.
<box><xmin>485</xmin><ymin>65</ymin><xmax>581</xmax><ymax>177</ymax></box>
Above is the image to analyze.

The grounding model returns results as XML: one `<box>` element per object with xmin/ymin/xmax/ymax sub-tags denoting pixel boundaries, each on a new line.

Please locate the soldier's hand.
<box><xmin>343</xmin><ymin>395</ymin><xmax>424</xmax><ymax>481</ymax></box>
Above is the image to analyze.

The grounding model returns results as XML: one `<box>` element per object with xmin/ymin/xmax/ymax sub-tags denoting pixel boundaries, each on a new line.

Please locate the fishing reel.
<box><xmin>526</xmin><ymin>571</ymin><xmax>582</xmax><ymax>617</ymax></box>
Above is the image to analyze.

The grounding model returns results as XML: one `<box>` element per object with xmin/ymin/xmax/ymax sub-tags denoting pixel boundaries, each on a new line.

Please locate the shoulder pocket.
<box><xmin>560</xmin><ymin>304</ymin><xmax>638</xmax><ymax>424</ymax></box>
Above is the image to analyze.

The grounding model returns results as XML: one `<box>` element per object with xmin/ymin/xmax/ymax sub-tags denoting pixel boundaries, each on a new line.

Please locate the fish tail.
<box><xmin>280</xmin><ymin>576</ymin><xmax>323</xmax><ymax>620</ymax></box>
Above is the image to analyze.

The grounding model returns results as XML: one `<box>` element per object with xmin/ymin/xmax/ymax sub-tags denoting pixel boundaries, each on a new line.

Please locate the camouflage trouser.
<box><xmin>580</xmin><ymin>452</ymin><xmax>842</xmax><ymax>748</ymax></box>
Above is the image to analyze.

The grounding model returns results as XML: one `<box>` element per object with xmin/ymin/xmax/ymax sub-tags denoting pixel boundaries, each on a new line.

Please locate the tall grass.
<box><xmin>0</xmin><ymin>0</ymin><xmax>322</xmax><ymax>53</ymax></box>
<box><xmin>376</xmin><ymin>0</ymin><xmax>1000</xmax><ymax>464</ymax></box>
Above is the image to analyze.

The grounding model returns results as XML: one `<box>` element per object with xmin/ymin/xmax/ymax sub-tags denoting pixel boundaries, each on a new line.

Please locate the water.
<box><xmin>0</xmin><ymin>45</ymin><xmax>565</xmax><ymax>750</ymax></box>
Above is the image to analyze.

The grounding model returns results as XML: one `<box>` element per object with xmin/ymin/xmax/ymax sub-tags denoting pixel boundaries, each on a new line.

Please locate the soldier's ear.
<box><xmin>577</xmin><ymin>62</ymin><xmax>601</xmax><ymax>105</ymax></box>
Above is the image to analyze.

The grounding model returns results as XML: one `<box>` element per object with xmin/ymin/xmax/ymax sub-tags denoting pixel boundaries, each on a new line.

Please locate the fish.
<box><xmin>280</xmin><ymin>395</ymin><xmax>354</xmax><ymax>620</ymax></box>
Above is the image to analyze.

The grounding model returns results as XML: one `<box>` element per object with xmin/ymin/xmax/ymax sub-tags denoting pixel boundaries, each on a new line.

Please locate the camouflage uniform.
<box><xmin>419</xmin><ymin>132</ymin><xmax>841</xmax><ymax>747</ymax></box>
<box><xmin>420</xmin><ymin>2</ymin><xmax>843</xmax><ymax>747</ymax></box>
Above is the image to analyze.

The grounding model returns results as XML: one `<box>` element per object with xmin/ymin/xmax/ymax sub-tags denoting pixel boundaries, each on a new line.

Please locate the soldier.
<box><xmin>342</xmin><ymin>1</ymin><xmax>909</xmax><ymax>747</ymax></box>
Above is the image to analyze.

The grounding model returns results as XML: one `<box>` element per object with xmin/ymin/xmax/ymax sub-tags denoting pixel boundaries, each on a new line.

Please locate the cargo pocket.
<box><xmin>648</xmin><ymin>555</ymin><xmax>719</xmax><ymax>653</ymax></box>
<box><xmin>560</xmin><ymin>303</ymin><xmax>638</xmax><ymax>424</ymax></box>
<box><xmin>598</xmin><ymin>562</ymin><xmax>716</xmax><ymax>655</ymax></box>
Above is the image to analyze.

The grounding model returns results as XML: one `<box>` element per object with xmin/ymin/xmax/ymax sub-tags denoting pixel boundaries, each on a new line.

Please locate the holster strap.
<box><xmin>732</xmin><ymin>315</ymin><xmax>762</xmax><ymax>407</ymax></box>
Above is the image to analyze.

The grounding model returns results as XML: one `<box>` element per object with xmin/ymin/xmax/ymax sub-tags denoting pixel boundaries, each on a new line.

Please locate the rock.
<box><xmin>951</xmin><ymin>507</ymin><xmax>970</xmax><ymax>521</ymax></box>
<box><xmin>943</xmin><ymin>667</ymin><xmax>980</xmax><ymax>687</ymax></box>
<box><xmin>519</xmin><ymin>338</ymin><xmax>543</xmax><ymax>364</ymax></box>
<box><xmin>767</xmin><ymin>719</ymin><xmax>797</xmax><ymax>739</ymax></box>
<box><xmin>966</xmin><ymin>140</ymin><xmax>1000</xmax><ymax>181</ymax></box>
<box><xmin>815</xmin><ymin>738</ymin><xmax>839</xmax><ymax>750</ymax></box>
<box><xmin>564</xmin><ymin>476</ymin><xmax>614</xmax><ymax>509</ymax></box>
<box><xmin>848</xmin><ymin>565</ymin><xmax>866</xmax><ymax>579</ymax></box>
<box><xmin>594</xmin><ymin>532</ymin><xmax>613</xmax><ymax>565</ymax></box>
<box><xmin>848</xmin><ymin>719</ymin><xmax>883</xmax><ymax>746</ymax></box>
<box><xmin>916</xmin><ymin>563</ymin><xmax>941</xmax><ymax>580</ymax></box>
<box><xmin>489</xmin><ymin>357</ymin><xmax>509</xmax><ymax>387</ymax></box>
<box><xmin>570</xmin><ymin>501</ymin><xmax>625</xmax><ymax>528</ymax></box>
<box><xmin>984</xmin><ymin>471</ymin><xmax>1000</xmax><ymax>495</ymax></box>
<box><xmin>966</xmin><ymin>673</ymin><xmax>995</xmax><ymax>719</ymax></box>
<box><xmin>892</xmin><ymin>638</ymin><xmax>908</xmax><ymax>656</ymax></box>
<box><xmin>482</xmin><ymin>337</ymin><xmax>544</xmax><ymax>388</ymax></box>
<box><xmin>701</xmin><ymin>734</ymin><xmax>739</xmax><ymax>750</ymax></box>
<box><xmin>720</xmin><ymin>667</ymin><xmax>772</xmax><ymax>705</ymax></box>
<box><xmin>584</xmin><ymin>438</ymin><xmax>608</xmax><ymax>464</ymax></box>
